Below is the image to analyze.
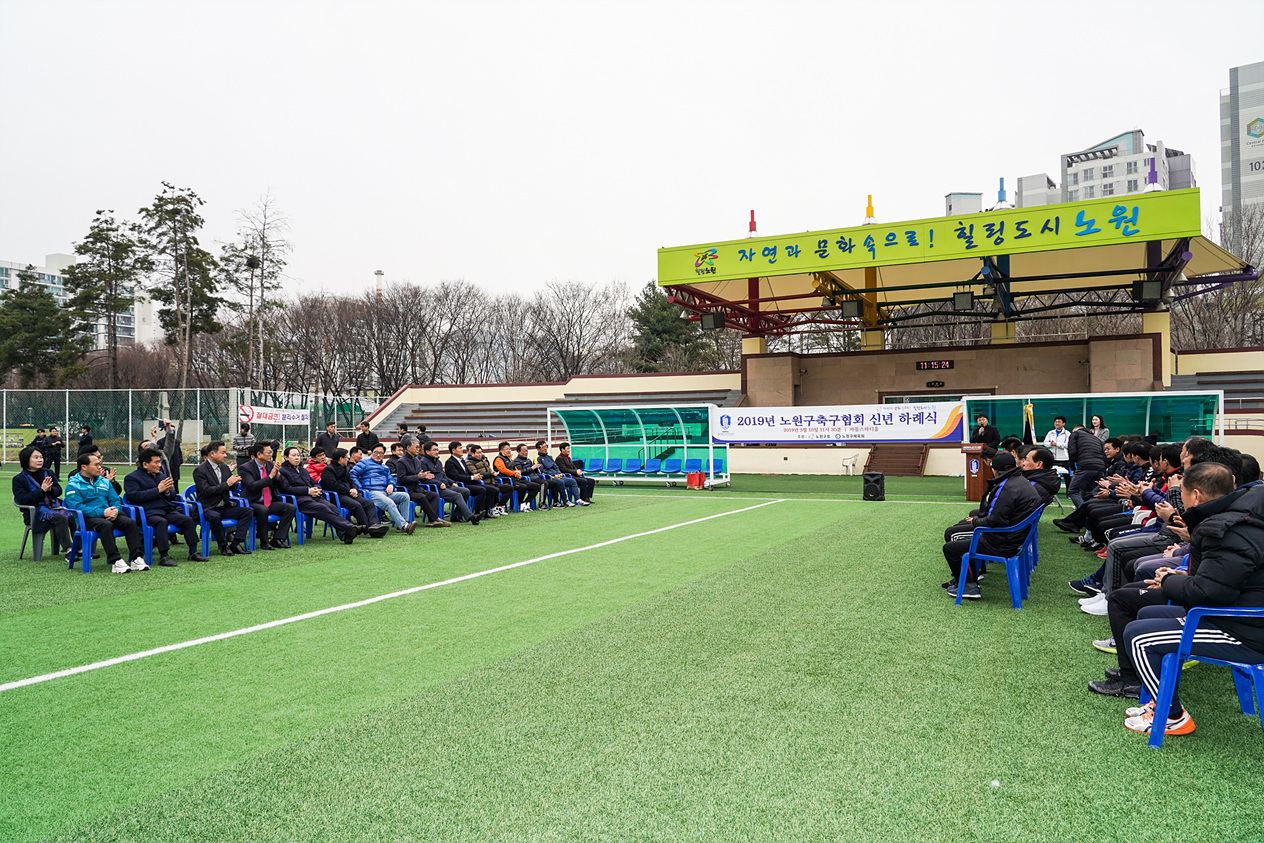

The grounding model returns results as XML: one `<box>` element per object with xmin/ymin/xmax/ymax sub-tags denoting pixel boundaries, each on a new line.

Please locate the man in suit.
<box><xmin>321</xmin><ymin>447</ymin><xmax>387</xmax><ymax>535</ymax></box>
<box><xmin>970</xmin><ymin>414</ymin><xmax>1000</xmax><ymax>449</ymax></box>
<box><xmin>394</xmin><ymin>437</ymin><xmax>449</xmax><ymax>525</ymax></box>
<box><xmin>238</xmin><ymin>441</ymin><xmax>297</xmax><ymax>550</ymax></box>
<box><xmin>192</xmin><ymin>440</ymin><xmax>254</xmax><ymax>557</ymax></box>
<box><xmin>445</xmin><ymin>441</ymin><xmax>502</xmax><ymax>518</ymax></box>
<box><xmin>417</xmin><ymin>438</ymin><xmax>480</xmax><ymax>525</ymax></box>
<box><xmin>41</xmin><ymin>426</ymin><xmax>64</xmax><ymax>480</ymax></box>
<box><xmin>124</xmin><ymin>448</ymin><xmax>207</xmax><ymax>567</ymax></box>
<box><xmin>277</xmin><ymin>445</ymin><xmax>364</xmax><ymax>544</ymax></box>
<box><xmin>355</xmin><ymin>421</ymin><xmax>380</xmax><ymax>454</ymax></box>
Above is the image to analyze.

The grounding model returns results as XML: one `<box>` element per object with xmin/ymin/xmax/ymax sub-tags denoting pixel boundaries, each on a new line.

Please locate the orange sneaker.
<box><xmin>1125</xmin><ymin>707</ymin><xmax>1195</xmax><ymax>736</ymax></box>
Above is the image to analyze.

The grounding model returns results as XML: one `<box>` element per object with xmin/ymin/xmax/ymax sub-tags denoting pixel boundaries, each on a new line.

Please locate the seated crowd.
<box><xmin>950</xmin><ymin>420</ymin><xmax>1264</xmax><ymax>740</ymax></box>
<box><xmin>13</xmin><ymin>421</ymin><xmax>598</xmax><ymax>576</ymax></box>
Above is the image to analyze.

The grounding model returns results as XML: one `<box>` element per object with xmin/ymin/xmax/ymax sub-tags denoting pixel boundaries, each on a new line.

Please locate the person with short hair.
<box><xmin>238</xmin><ymin>442</ymin><xmax>297</xmax><ymax>550</ymax></box>
<box><xmin>1066</xmin><ymin>423</ymin><xmax>1107</xmax><ymax>507</ymax></box>
<box><xmin>535</xmin><ymin>440</ymin><xmax>581</xmax><ymax>506</ymax></box>
<box><xmin>1020</xmin><ymin>446</ymin><xmax>1061</xmax><ymax>504</ymax></box>
<box><xmin>444</xmin><ymin>441</ymin><xmax>499</xmax><ymax>518</ymax></box>
<box><xmin>348</xmin><ymin>446</ymin><xmax>364</xmax><ymax>465</ymax></box>
<box><xmin>416</xmin><ymin>439</ymin><xmax>480</xmax><ymax>524</ymax></box>
<box><xmin>65</xmin><ymin>452</ymin><xmax>147</xmax><ymax>573</ymax></box>
<box><xmin>1043</xmin><ymin>416</ymin><xmax>1071</xmax><ymax>466</ymax></box>
<box><xmin>41</xmin><ymin>425</ymin><xmax>64</xmax><ymax>480</ymax></box>
<box><xmin>514</xmin><ymin>444</ymin><xmax>563</xmax><ymax>509</ymax></box>
<box><xmin>277</xmin><ymin>446</ymin><xmax>361</xmax><ymax>544</ymax></box>
<box><xmin>941</xmin><ymin>452</ymin><xmax>1043</xmax><ymax>600</ymax></box>
<box><xmin>313</xmin><ymin>421</ymin><xmax>340</xmax><ymax>456</ymax></box>
<box><xmin>124</xmin><ymin>448</ymin><xmax>206</xmax><ymax>567</ymax></box>
<box><xmin>555</xmin><ymin>442</ymin><xmax>596</xmax><ymax>504</ymax></box>
<box><xmin>13</xmin><ymin>445</ymin><xmax>76</xmax><ymax>559</ymax></box>
<box><xmin>306</xmin><ymin>447</ymin><xmax>328</xmax><ymax>483</ymax></box>
<box><xmin>232</xmin><ymin>423</ymin><xmax>255</xmax><ymax>468</ymax></box>
<box><xmin>77</xmin><ymin>425</ymin><xmax>95</xmax><ymax>457</ymax></box>
<box><xmin>394</xmin><ymin>437</ymin><xmax>451</xmax><ymax>526</ymax></box>
<box><xmin>321</xmin><ymin>447</ymin><xmax>387</xmax><ymax>536</ymax></box>
<box><xmin>192</xmin><ymin>440</ymin><xmax>254</xmax><ymax>557</ymax></box>
<box><xmin>969</xmin><ymin>414</ymin><xmax>1000</xmax><ymax>449</ymax></box>
<box><xmin>355</xmin><ymin>421</ymin><xmax>380</xmax><ymax>454</ymax></box>
<box><xmin>465</xmin><ymin>444</ymin><xmax>513</xmax><ymax>515</ymax></box>
<box><xmin>386</xmin><ymin>442</ymin><xmax>405</xmax><ymax>474</ymax></box>
<box><xmin>351</xmin><ymin>443</ymin><xmax>419</xmax><ymax>533</ymax></box>
<box><xmin>153</xmin><ymin>419</ymin><xmax>183</xmax><ymax>488</ymax></box>
<box><xmin>494</xmin><ymin>441</ymin><xmax>539</xmax><ymax>512</ymax></box>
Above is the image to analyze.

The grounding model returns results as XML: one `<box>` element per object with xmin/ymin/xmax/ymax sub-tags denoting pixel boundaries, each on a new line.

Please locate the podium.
<box><xmin>962</xmin><ymin>444</ymin><xmax>994</xmax><ymax>502</ymax></box>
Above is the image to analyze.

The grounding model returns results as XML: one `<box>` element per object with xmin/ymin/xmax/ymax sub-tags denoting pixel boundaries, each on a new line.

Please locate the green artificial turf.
<box><xmin>1</xmin><ymin>475</ymin><xmax>1261</xmax><ymax>842</ymax></box>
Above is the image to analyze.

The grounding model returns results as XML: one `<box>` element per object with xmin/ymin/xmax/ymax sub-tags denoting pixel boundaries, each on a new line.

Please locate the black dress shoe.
<box><xmin>187</xmin><ymin>552</ymin><xmax>209</xmax><ymax>562</ymax></box>
<box><xmin>158</xmin><ymin>555</ymin><xmax>178</xmax><ymax>567</ymax></box>
<box><xmin>270</xmin><ymin>538</ymin><xmax>290</xmax><ymax>549</ymax></box>
<box><xmin>229</xmin><ymin>541</ymin><xmax>250</xmax><ymax>555</ymax></box>
<box><xmin>255</xmin><ymin>541</ymin><xmax>274</xmax><ymax>551</ymax></box>
<box><xmin>340</xmin><ymin>526</ymin><xmax>358</xmax><ymax>545</ymax></box>
<box><xmin>1088</xmin><ymin>677</ymin><xmax>1142</xmax><ymax>698</ymax></box>
<box><xmin>368</xmin><ymin>525</ymin><xmax>389</xmax><ymax>538</ymax></box>
<box><xmin>1052</xmin><ymin>518</ymin><xmax>1078</xmax><ymax>533</ymax></box>
<box><xmin>218</xmin><ymin>546</ymin><xmax>235</xmax><ymax>557</ymax></box>
<box><xmin>471</xmin><ymin>514</ymin><xmax>481</xmax><ymax>526</ymax></box>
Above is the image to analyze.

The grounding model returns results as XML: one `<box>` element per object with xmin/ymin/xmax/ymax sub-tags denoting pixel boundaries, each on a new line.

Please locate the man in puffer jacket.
<box><xmin>1067</xmin><ymin>424</ymin><xmax>1107</xmax><ymax>507</ymax></box>
<box><xmin>942</xmin><ymin>452</ymin><xmax>1043</xmax><ymax>600</ymax></box>
<box><xmin>1020</xmin><ymin>446</ymin><xmax>1062</xmax><ymax>504</ymax></box>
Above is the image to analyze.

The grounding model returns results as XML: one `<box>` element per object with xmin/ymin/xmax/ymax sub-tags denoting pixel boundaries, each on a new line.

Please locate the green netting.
<box><xmin>548</xmin><ymin>405</ymin><xmax>726</xmax><ymax>471</ymax></box>
<box><xmin>962</xmin><ymin>391</ymin><xmax>1222</xmax><ymax>443</ymax></box>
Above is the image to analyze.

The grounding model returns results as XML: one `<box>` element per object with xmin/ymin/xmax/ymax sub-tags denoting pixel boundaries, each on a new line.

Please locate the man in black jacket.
<box><xmin>969</xmin><ymin>414</ymin><xmax>1000</xmax><ymax>449</ymax></box>
<box><xmin>41</xmin><ymin>426</ymin><xmax>64</xmax><ymax>480</ymax></box>
<box><xmin>445</xmin><ymin>442</ymin><xmax>499</xmax><ymax>518</ymax></box>
<box><xmin>276</xmin><ymin>446</ymin><xmax>361</xmax><ymax>543</ymax></box>
<box><xmin>941</xmin><ymin>452</ymin><xmax>1043</xmax><ymax>599</ymax></box>
<box><xmin>393</xmin><ymin>437</ymin><xmax>447</xmax><ymax>526</ymax></box>
<box><xmin>124</xmin><ymin>448</ymin><xmax>207</xmax><ymax>567</ymax></box>
<box><xmin>555</xmin><ymin>443</ymin><xmax>596</xmax><ymax>503</ymax></box>
<box><xmin>313</xmin><ymin>420</ymin><xmax>340</xmax><ymax>456</ymax></box>
<box><xmin>413</xmin><ymin>438</ymin><xmax>479</xmax><ymax>525</ymax></box>
<box><xmin>1020</xmin><ymin>446</ymin><xmax>1062</xmax><ymax>504</ymax></box>
<box><xmin>1067</xmin><ymin>424</ymin><xmax>1107</xmax><ymax>507</ymax></box>
<box><xmin>355</xmin><ymin>421</ymin><xmax>380</xmax><ymax>454</ymax></box>
<box><xmin>239</xmin><ymin>442</ymin><xmax>297</xmax><ymax>550</ymax></box>
<box><xmin>1115</xmin><ymin>463</ymin><xmax>1264</xmax><ymax>737</ymax></box>
<box><xmin>192</xmin><ymin>441</ymin><xmax>255</xmax><ymax>557</ymax></box>
<box><xmin>320</xmin><ymin>447</ymin><xmax>386</xmax><ymax>535</ymax></box>
<box><xmin>77</xmin><ymin>425</ymin><xmax>94</xmax><ymax>457</ymax></box>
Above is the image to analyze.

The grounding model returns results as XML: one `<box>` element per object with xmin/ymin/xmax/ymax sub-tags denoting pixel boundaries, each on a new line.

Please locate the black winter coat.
<box><xmin>1163</xmin><ymin>484</ymin><xmax>1264</xmax><ymax>652</ymax></box>
<box><xmin>1023</xmin><ymin>468</ymin><xmax>1062</xmax><ymax>504</ymax></box>
<box><xmin>1067</xmin><ymin>429</ymin><xmax>1106</xmax><ymax>473</ymax></box>
<box><xmin>972</xmin><ymin>467</ymin><xmax>1044</xmax><ymax>555</ymax></box>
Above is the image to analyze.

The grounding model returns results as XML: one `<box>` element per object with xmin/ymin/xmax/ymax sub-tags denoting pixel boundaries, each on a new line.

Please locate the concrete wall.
<box><xmin>1175</xmin><ymin>348</ymin><xmax>1264</xmax><ymax>375</ymax></box>
<box><xmin>742</xmin><ymin>335</ymin><xmax>1162</xmax><ymax>406</ymax></box>
<box><xmin>728</xmin><ymin>447</ymin><xmax>869</xmax><ymax>475</ymax></box>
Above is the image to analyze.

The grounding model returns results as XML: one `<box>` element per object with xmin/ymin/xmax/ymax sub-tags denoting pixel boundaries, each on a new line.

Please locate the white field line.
<box><xmin>0</xmin><ymin>499</ymin><xmax>786</xmax><ymax>693</ymax></box>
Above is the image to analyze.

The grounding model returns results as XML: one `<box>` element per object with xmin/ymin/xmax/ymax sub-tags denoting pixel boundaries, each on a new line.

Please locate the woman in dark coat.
<box><xmin>13</xmin><ymin>445</ymin><xmax>75</xmax><ymax>555</ymax></box>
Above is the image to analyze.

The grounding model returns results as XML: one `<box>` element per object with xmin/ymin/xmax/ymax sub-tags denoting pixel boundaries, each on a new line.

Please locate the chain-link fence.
<box><xmin>0</xmin><ymin>389</ymin><xmax>373</xmax><ymax>466</ymax></box>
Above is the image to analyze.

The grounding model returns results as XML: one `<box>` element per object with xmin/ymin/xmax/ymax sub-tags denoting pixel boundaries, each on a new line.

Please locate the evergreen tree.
<box><xmin>0</xmin><ymin>266</ymin><xmax>90</xmax><ymax>388</ymax></box>
<box><xmin>627</xmin><ymin>280</ymin><xmax>710</xmax><ymax>372</ymax></box>
<box><xmin>62</xmin><ymin>210</ymin><xmax>152</xmax><ymax>388</ymax></box>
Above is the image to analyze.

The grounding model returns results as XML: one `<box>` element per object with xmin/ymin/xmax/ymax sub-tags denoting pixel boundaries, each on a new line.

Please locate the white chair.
<box><xmin>841</xmin><ymin>455</ymin><xmax>859</xmax><ymax>475</ymax></box>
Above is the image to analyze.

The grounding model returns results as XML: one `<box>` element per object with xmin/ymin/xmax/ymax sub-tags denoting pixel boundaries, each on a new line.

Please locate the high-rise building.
<box><xmin>1060</xmin><ymin>130</ymin><xmax>1195</xmax><ymax>203</ymax></box>
<box><xmin>0</xmin><ymin>253</ymin><xmax>160</xmax><ymax>349</ymax></box>
<box><xmin>1220</xmin><ymin>59</ymin><xmax>1264</xmax><ymax>219</ymax></box>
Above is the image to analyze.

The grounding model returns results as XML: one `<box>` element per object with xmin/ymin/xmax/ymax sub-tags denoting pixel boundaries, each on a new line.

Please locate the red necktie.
<box><xmin>260</xmin><ymin>463</ymin><xmax>271</xmax><ymax>506</ymax></box>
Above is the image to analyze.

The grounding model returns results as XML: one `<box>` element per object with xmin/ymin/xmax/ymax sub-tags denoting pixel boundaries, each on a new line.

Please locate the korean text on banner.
<box><xmin>238</xmin><ymin>405</ymin><xmax>311</xmax><ymax>426</ymax></box>
<box><xmin>711</xmin><ymin>403</ymin><xmax>964</xmax><ymax>444</ymax></box>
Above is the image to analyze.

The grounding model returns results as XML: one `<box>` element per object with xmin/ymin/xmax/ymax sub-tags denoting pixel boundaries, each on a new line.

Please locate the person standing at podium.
<box><xmin>970</xmin><ymin>414</ymin><xmax>1000</xmax><ymax>449</ymax></box>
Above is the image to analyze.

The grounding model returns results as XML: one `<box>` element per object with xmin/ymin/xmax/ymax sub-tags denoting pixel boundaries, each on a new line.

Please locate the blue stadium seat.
<box><xmin>585</xmin><ymin>457</ymin><xmax>605</xmax><ymax>473</ymax></box>
<box><xmin>641</xmin><ymin>458</ymin><xmax>661</xmax><ymax>474</ymax></box>
<box><xmin>660</xmin><ymin>458</ymin><xmax>682</xmax><ymax>474</ymax></box>
<box><xmin>622</xmin><ymin>457</ymin><xmax>642</xmax><ymax>474</ymax></box>
<box><xmin>683</xmin><ymin>458</ymin><xmax>703</xmax><ymax>473</ymax></box>
<box><xmin>604</xmin><ymin>458</ymin><xmax>623</xmax><ymax>474</ymax></box>
<box><xmin>708</xmin><ymin>458</ymin><xmax>726</xmax><ymax>475</ymax></box>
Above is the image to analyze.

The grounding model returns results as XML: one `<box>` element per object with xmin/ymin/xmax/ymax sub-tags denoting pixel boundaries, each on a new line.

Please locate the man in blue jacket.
<box><xmin>65</xmin><ymin>453</ymin><xmax>147</xmax><ymax>574</ymax></box>
<box><xmin>124</xmin><ymin>448</ymin><xmax>207</xmax><ymax>567</ymax></box>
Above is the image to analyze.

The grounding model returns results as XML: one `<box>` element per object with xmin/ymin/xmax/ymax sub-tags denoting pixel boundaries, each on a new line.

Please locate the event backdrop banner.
<box><xmin>238</xmin><ymin>404</ymin><xmax>311</xmax><ymax>426</ymax></box>
<box><xmin>710</xmin><ymin>402</ymin><xmax>964</xmax><ymax>444</ymax></box>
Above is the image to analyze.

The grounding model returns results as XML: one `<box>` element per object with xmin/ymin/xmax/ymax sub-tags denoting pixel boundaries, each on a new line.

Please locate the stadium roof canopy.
<box><xmin>656</xmin><ymin>189</ymin><xmax>1257</xmax><ymax>337</ymax></box>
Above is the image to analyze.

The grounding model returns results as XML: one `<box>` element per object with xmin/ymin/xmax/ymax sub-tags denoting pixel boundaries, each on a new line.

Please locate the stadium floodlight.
<box><xmin>838</xmin><ymin>299</ymin><xmax>862</xmax><ymax>320</ymax></box>
<box><xmin>953</xmin><ymin>291</ymin><xmax>974</xmax><ymax>311</ymax></box>
<box><xmin>1138</xmin><ymin>279</ymin><xmax>1163</xmax><ymax>301</ymax></box>
<box><xmin>700</xmin><ymin>312</ymin><xmax>725</xmax><ymax>330</ymax></box>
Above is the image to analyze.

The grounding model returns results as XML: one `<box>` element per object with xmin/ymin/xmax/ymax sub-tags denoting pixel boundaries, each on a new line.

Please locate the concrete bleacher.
<box><xmin>1168</xmin><ymin>370</ymin><xmax>1264</xmax><ymax>412</ymax></box>
<box><xmin>368</xmin><ymin>374</ymin><xmax>741</xmax><ymax>442</ymax></box>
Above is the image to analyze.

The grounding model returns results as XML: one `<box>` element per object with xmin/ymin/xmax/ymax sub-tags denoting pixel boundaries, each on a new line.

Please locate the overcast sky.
<box><xmin>1</xmin><ymin>0</ymin><xmax>1260</xmax><ymax>299</ymax></box>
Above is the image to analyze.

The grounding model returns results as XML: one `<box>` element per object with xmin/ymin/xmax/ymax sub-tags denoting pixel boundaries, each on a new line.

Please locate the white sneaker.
<box><xmin>1080</xmin><ymin>594</ymin><xmax>1109</xmax><ymax>615</ymax></box>
<box><xmin>129</xmin><ymin>557</ymin><xmax>150</xmax><ymax>572</ymax></box>
<box><xmin>111</xmin><ymin>560</ymin><xmax>130</xmax><ymax>574</ymax></box>
<box><xmin>565</xmin><ymin>501</ymin><xmax>576</xmax><ymax>507</ymax></box>
<box><xmin>579</xmin><ymin>500</ymin><xmax>591</xmax><ymax>506</ymax></box>
<box><xmin>1078</xmin><ymin>594</ymin><xmax>1100</xmax><ymax>605</ymax></box>
<box><xmin>520</xmin><ymin>505</ymin><xmax>532</xmax><ymax>513</ymax></box>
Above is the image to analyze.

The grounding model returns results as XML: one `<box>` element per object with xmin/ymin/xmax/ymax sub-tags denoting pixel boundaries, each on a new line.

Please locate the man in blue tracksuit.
<box><xmin>535</xmin><ymin>440</ymin><xmax>580</xmax><ymax>506</ymax></box>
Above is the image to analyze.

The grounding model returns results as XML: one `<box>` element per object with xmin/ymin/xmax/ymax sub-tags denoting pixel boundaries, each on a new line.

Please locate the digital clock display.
<box><xmin>916</xmin><ymin>360</ymin><xmax>954</xmax><ymax>371</ymax></box>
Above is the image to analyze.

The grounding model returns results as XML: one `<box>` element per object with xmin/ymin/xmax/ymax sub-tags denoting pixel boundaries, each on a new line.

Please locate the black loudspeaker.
<box><xmin>862</xmin><ymin>471</ymin><xmax>885</xmax><ymax>501</ymax></box>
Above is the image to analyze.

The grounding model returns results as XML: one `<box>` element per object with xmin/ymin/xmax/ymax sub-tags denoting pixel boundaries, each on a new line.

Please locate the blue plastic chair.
<box><xmin>661</xmin><ymin>458</ymin><xmax>682</xmax><ymax>475</ymax></box>
<box><xmin>622</xmin><ymin>457</ymin><xmax>643</xmax><ymax>474</ymax></box>
<box><xmin>62</xmin><ymin>506</ymin><xmax>149</xmax><ymax>573</ymax></box>
<box><xmin>955</xmin><ymin>505</ymin><xmax>1046</xmax><ymax>608</ymax></box>
<box><xmin>683</xmin><ymin>458</ymin><xmax>703</xmax><ymax>473</ymax></box>
<box><xmin>232</xmin><ymin>492</ymin><xmax>282</xmax><ymax>551</ymax></box>
<box><xmin>708</xmin><ymin>458</ymin><xmax>726</xmax><ymax>475</ymax></box>
<box><xmin>585</xmin><ymin>457</ymin><xmax>605</xmax><ymax>474</ymax></box>
<box><xmin>1144</xmin><ymin>606</ymin><xmax>1264</xmax><ymax>748</ymax></box>
<box><xmin>604</xmin><ymin>458</ymin><xmax>624</xmax><ymax>474</ymax></box>
<box><xmin>641</xmin><ymin>458</ymin><xmax>661</xmax><ymax>474</ymax></box>
<box><xmin>183</xmin><ymin>486</ymin><xmax>247</xmax><ymax>556</ymax></box>
<box><xmin>122</xmin><ymin>494</ymin><xmax>192</xmax><ymax>565</ymax></box>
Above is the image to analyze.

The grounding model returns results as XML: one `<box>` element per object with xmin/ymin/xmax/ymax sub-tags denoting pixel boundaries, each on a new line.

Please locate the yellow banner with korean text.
<box><xmin>657</xmin><ymin>189</ymin><xmax>1201</xmax><ymax>286</ymax></box>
